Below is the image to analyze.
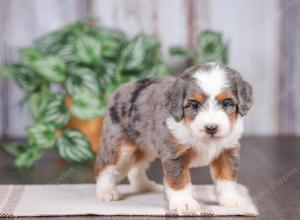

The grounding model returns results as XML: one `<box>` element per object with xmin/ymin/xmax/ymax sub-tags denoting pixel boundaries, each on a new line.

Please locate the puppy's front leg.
<box><xmin>210</xmin><ymin>147</ymin><xmax>250</xmax><ymax>207</ymax></box>
<box><xmin>162</xmin><ymin>150</ymin><xmax>201</xmax><ymax>215</ymax></box>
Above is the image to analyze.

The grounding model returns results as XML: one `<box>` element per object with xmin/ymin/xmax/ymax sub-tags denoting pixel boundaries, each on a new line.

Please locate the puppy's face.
<box><xmin>165</xmin><ymin>63</ymin><xmax>253</xmax><ymax>139</ymax></box>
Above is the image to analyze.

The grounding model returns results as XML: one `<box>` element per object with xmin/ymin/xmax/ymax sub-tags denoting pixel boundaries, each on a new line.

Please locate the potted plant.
<box><xmin>169</xmin><ymin>30</ymin><xmax>228</xmax><ymax>65</ymax></box>
<box><xmin>0</xmin><ymin>19</ymin><xmax>170</xmax><ymax>167</ymax></box>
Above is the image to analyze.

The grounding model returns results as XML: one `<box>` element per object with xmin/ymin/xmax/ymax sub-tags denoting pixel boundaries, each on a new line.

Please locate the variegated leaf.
<box><xmin>141</xmin><ymin>62</ymin><xmax>170</xmax><ymax>78</ymax></box>
<box><xmin>120</xmin><ymin>35</ymin><xmax>145</xmax><ymax>71</ymax></box>
<box><xmin>71</xmin><ymin>91</ymin><xmax>103</xmax><ymax>119</ymax></box>
<box><xmin>29</xmin><ymin>89</ymin><xmax>54</xmax><ymax>120</ymax></box>
<box><xmin>65</xmin><ymin>68</ymin><xmax>99</xmax><ymax>96</ymax></box>
<box><xmin>15</xmin><ymin>147</ymin><xmax>45</xmax><ymax>168</ymax></box>
<box><xmin>57</xmin><ymin>36</ymin><xmax>79</xmax><ymax>64</ymax></box>
<box><xmin>57</xmin><ymin>129</ymin><xmax>94</xmax><ymax>162</ymax></box>
<box><xmin>0</xmin><ymin>64</ymin><xmax>17</xmax><ymax>79</ymax></box>
<box><xmin>14</xmin><ymin>66</ymin><xmax>42</xmax><ymax>92</ymax></box>
<box><xmin>97</xmin><ymin>62</ymin><xmax>117</xmax><ymax>90</ymax></box>
<box><xmin>75</xmin><ymin>34</ymin><xmax>101</xmax><ymax>65</ymax></box>
<box><xmin>197</xmin><ymin>31</ymin><xmax>228</xmax><ymax>64</ymax></box>
<box><xmin>26</xmin><ymin>123</ymin><xmax>56</xmax><ymax>149</ymax></box>
<box><xmin>33</xmin><ymin>56</ymin><xmax>66</xmax><ymax>82</ymax></box>
<box><xmin>0</xmin><ymin>142</ymin><xmax>27</xmax><ymax>158</ymax></box>
<box><xmin>19</xmin><ymin>48</ymin><xmax>42</xmax><ymax>67</ymax></box>
<box><xmin>99</xmin><ymin>34</ymin><xmax>124</xmax><ymax>59</ymax></box>
<box><xmin>42</xmin><ymin>94</ymin><xmax>70</xmax><ymax>127</ymax></box>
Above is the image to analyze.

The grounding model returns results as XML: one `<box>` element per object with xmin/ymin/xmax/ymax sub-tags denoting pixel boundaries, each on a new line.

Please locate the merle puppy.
<box><xmin>95</xmin><ymin>63</ymin><xmax>253</xmax><ymax>215</ymax></box>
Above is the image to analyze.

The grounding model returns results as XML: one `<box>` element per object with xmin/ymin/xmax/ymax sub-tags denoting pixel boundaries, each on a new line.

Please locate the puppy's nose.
<box><xmin>205</xmin><ymin>124</ymin><xmax>218</xmax><ymax>136</ymax></box>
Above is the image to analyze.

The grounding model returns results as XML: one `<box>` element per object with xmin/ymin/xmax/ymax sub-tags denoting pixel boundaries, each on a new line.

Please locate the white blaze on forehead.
<box><xmin>193</xmin><ymin>65</ymin><xmax>229</xmax><ymax>97</ymax></box>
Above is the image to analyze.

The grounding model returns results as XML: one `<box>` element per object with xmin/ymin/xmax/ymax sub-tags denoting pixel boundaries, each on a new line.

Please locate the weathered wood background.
<box><xmin>0</xmin><ymin>0</ymin><xmax>299</xmax><ymax>137</ymax></box>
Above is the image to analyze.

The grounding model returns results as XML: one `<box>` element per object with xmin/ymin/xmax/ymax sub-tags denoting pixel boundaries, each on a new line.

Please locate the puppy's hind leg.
<box><xmin>96</xmin><ymin>140</ymin><xmax>136</xmax><ymax>202</ymax></box>
<box><xmin>96</xmin><ymin>165</ymin><xmax>121</xmax><ymax>202</ymax></box>
<box><xmin>127</xmin><ymin>151</ymin><xmax>159</xmax><ymax>193</ymax></box>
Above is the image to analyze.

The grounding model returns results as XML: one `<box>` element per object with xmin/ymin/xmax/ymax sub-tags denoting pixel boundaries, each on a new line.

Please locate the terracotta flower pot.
<box><xmin>65</xmin><ymin>96</ymin><xmax>103</xmax><ymax>153</ymax></box>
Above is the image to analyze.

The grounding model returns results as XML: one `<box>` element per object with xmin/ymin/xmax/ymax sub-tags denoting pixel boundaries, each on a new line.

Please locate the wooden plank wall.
<box><xmin>0</xmin><ymin>0</ymin><xmax>298</xmax><ymax>137</ymax></box>
<box><xmin>280</xmin><ymin>0</ymin><xmax>300</xmax><ymax>136</ymax></box>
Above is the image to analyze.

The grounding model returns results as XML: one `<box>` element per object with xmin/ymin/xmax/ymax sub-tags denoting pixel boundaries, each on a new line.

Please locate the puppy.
<box><xmin>95</xmin><ymin>63</ymin><xmax>253</xmax><ymax>215</ymax></box>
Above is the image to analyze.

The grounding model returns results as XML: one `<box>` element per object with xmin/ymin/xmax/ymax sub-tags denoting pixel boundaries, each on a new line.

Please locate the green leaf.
<box><xmin>34</xmin><ymin>29</ymin><xmax>69</xmax><ymax>54</ymax></box>
<box><xmin>65</xmin><ymin>68</ymin><xmax>100</xmax><ymax>96</ymax></box>
<box><xmin>33</xmin><ymin>56</ymin><xmax>66</xmax><ymax>82</ymax></box>
<box><xmin>197</xmin><ymin>31</ymin><xmax>228</xmax><ymax>64</ymax></box>
<box><xmin>56</xmin><ymin>36</ymin><xmax>79</xmax><ymax>64</ymax></box>
<box><xmin>19</xmin><ymin>48</ymin><xmax>42</xmax><ymax>66</ymax></box>
<box><xmin>98</xmin><ymin>27</ymin><xmax>127</xmax><ymax>43</ymax></box>
<box><xmin>141</xmin><ymin>62</ymin><xmax>170</xmax><ymax>78</ymax></box>
<box><xmin>120</xmin><ymin>35</ymin><xmax>146</xmax><ymax>71</ymax></box>
<box><xmin>71</xmin><ymin>91</ymin><xmax>103</xmax><ymax>119</ymax></box>
<box><xmin>42</xmin><ymin>94</ymin><xmax>70</xmax><ymax>127</ymax></box>
<box><xmin>75</xmin><ymin>34</ymin><xmax>101</xmax><ymax>65</ymax></box>
<box><xmin>29</xmin><ymin>89</ymin><xmax>54</xmax><ymax>120</ymax></box>
<box><xmin>14</xmin><ymin>66</ymin><xmax>42</xmax><ymax>92</ymax></box>
<box><xmin>0</xmin><ymin>64</ymin><xmax>17</xmax><ymax>79</ymax></box>
<box><xmin>99</xmin><ymin>35</ymin><xmax>124</xmax><ymax>59</ymax></box>
<box><xmin>27</xmin><ymin>123</ymin><xmax>56</xmax><ymax>149</ymax></box>
<box><xmin>15</xmin><ymin>147</ymin><xmax>45</xmax><ymax>168</ymax></box>
<box><xmin>169</xmin><ymin>46</ymin><xmax>195</xmax><ymax>58</ymax></box>
<box><xmin>120</xmin><ymin>34</ymin><xmax>161</xmax><ymax>71</ymax></box>
<box><xmin>57</xmin><ymin>129</ymin><xmax>94</xmax><ymax>162</ymax></box>
<box><xmin>0</xmin><ymin>142</ymin><xmax>27</xmax><ymax>158</ymax></box>
<box><xmin>97</xmin><ymin>62</ymin><xmax>118</xmax><ymax>91</ymax></box>
<box><xmin>101</xmin><ymin>83</ymin><xmax>119</xmax><ymax>106</ymax></box>
<box><xmin>221</xmin><ymin>45</ymin><xmax>229</xmax><ymax>65</ymax></box>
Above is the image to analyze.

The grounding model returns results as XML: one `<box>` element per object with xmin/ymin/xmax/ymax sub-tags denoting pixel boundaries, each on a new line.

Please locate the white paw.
<box><xmin>96</xmin><ymin>187</ymin><xmax>120</xmax><ymax>202</ymax></box>
<box><xmin>135</xmin><ymin>181</ymin><xmax>160</xmax><ymax>193</ymax></box>
<box><xmin>169</xmin><ymin>197</ymin><xmax>201</xmax><ymax>215</ymax></box>
<box><xmin>218</xmin><ymin>193</ymin><xmax>250</xmax><ymax>208</ymax></box>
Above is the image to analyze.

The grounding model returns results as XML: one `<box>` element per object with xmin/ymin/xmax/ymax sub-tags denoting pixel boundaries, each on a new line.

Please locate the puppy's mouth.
<box><xmin>205</xmin><ymin>133</ymin><xmax>222</xmax><ymax>139</ymax></box>
<box><xmin>198</xmin><ymin>129</ymin><xmax>225</xmax><ymax>139</ymax></box>
<box><xmin>198</xmin><ymin>129</ymin><xmax>223</xmax><ymax>139</ymax></box>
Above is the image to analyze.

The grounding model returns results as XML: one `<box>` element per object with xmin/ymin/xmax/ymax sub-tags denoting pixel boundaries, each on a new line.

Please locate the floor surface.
<box><xmin>0</xmin><ymin>137</ymin><xmax>299</xmax><ymax>219</ymax></box>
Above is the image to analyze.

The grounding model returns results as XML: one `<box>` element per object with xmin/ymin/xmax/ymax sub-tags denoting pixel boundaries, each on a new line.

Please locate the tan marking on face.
<box><xmin>216</xmin><ymin>90</ymin><xmax>238</xmax><ymax>126</ymax></box>
<box><xmin>216</xmin><ymin>90</ymin><xmax>232</xmax><ymax>103</ymax></box>
<box><xmin>183</xmin><ymin>115</ymin><xmax>192</xmax><ymax>124</ymax></box>
<box><xmin>228</xmin><ymin>112</ymin><xmax>238</xmax><ymax>125</ymax></box>
<box><xmin>211</xmin><ymin>147</ymin><xmax>239</xmax><ymax>181</ymax></box>
<box><xmin>183</xmin><ymin>92</ymin><xmax>206</xmax><ymax>124</ymax></box>
<box><xmin>189</xmin><ymin>92</ymin><xmax>206</xmax><ymax>104</ymax></box>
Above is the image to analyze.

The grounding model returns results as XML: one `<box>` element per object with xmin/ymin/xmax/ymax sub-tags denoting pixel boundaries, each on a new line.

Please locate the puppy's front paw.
<box><xmin>218</xmin><ymin>193</ymin><xmax>250</xmax><ymax>208</ymax></box>
<box><xmin>96</xmin><ymin>187</ymin><xmax>120</xmax><ymax>202</ymax></box>
<box><xmin>169</xmin><ymin>197</ymin><xmax>201</xmax><ymax>215</ymax></box>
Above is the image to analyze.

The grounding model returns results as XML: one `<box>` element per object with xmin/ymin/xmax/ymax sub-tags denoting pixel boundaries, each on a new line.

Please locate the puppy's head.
<box><xmin>165</xmin><ymin>63</ymin><xmax>253</xmax><ymax>139</ymax></box>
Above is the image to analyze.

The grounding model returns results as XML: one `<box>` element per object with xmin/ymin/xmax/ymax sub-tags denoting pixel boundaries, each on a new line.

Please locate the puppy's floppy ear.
<box><xmin>237</xmin><ymin>79</ymin><xmax>253</xmax><ymax>116</ymax></box>
<box><xmin>165</xmin><ymin>78</ymin><xmax>186</xmax><ymax>122</ymax></box>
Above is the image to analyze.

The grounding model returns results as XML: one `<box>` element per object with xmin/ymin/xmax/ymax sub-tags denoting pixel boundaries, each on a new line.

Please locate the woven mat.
<box><xmin>0</xmin><ymin>184</ymin><xmax>258</xmax><ymax>217</ymax></box>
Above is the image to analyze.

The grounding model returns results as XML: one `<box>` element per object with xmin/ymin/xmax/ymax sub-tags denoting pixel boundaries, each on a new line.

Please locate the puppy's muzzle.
<box><xmin>205</xmin><ymin>124</ymin><xmax>218</xmax><ymax>136</ymax></box>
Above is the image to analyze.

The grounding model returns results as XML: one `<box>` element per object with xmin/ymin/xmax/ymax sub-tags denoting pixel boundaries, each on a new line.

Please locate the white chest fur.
<box><xmin>166</xmin><ymin>116</ymin><xmax>244</xmax><ymax>168</ymax></box>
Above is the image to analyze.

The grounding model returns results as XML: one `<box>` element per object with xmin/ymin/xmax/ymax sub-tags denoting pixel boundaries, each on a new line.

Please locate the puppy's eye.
<box><xmin>222</xmin><ymin>99</ymin><xmax>234</xmax><ymax>109</ymax></box>
<box><xmin>191</xmin><ymin>101</ymin><xmax>200</xmax><ymax>111</ymax></box>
